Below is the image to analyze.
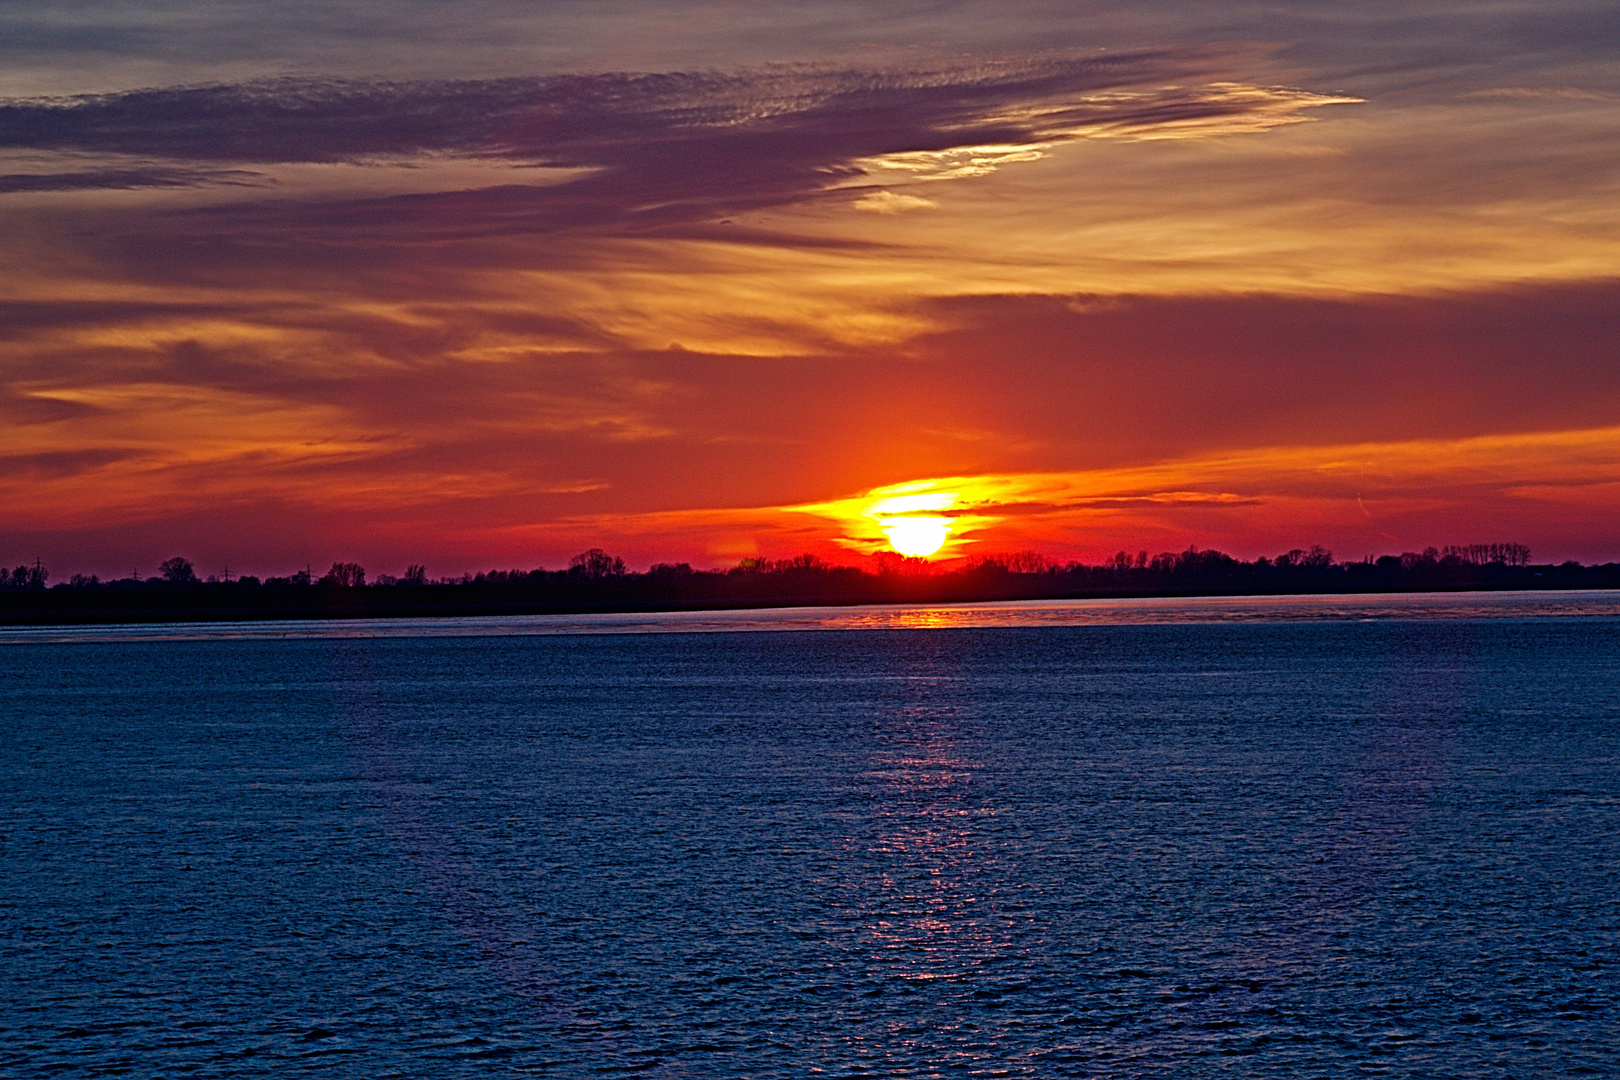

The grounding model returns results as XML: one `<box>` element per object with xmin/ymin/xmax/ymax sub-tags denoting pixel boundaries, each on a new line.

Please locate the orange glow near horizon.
<box><xmin>768</xmin><ymin>424</ymin><xmax>1620</xmax><ymax>572</ymax></box>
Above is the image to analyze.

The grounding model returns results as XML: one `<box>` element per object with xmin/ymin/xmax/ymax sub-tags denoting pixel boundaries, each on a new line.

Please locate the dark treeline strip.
<box><xmin>3</xmin><ymin>543</ymin><xmax>1618</xmax><ymax>626</ymax></box>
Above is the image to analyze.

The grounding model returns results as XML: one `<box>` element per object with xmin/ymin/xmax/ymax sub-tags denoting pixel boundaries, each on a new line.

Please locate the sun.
<box><xmin>883</xmin><ymin>516</ymin><xmax>951</xmax><ymax>557</ymax></box>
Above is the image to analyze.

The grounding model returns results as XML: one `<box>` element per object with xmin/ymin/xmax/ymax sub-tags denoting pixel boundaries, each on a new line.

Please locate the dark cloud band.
<box><xmin>0</xmin><ymin>51</ymin><xmax>1350</xmax><ymax>253</ymax></box>
<box><xmin>0</xmin><ymin>52</ymin><xmax>1267</xmax><ymax>163</ymax></box>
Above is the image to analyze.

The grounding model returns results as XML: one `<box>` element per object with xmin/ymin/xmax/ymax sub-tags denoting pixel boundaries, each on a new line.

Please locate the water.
<box><xmin>3</xmin><ymin>593</ymin><xmax>1617</xmax><ymax>1076</ymax></box>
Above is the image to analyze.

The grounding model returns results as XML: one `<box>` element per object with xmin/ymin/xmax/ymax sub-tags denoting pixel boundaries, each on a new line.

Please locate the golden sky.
<box><xmin>3</xmin><ymin>2</ymin><xmax>1618</xmax><ymax>574</ymax></box>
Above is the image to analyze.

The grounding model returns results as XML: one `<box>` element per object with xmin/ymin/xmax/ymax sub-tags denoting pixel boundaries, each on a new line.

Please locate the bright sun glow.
<box><xmin>791</xmin><ymin>479</ymin><xmax>971</xmax><ymax>557</ymax></box>
<box><xmin>883</xmin><ymin>515</ymin><xmax>951</xmax><ymax>557</ymax></box>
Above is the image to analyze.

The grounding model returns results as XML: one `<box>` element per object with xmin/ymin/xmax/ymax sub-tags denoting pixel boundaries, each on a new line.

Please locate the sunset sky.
<box><xmin>3</xmin><ymin>1</ymin><xmax>1618</xmax><ymax>576</ymax></box>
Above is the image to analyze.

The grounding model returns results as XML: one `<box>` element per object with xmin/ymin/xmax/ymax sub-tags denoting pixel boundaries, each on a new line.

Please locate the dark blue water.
<box><xmin>4</xmin><ymin>599</ymin><xmax>1618</xmax><ymax>1076</ymax></box>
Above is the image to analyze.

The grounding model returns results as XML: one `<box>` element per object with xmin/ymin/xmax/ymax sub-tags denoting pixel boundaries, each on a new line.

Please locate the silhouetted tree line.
<box><xmin>4</xmin><ymin>543</ymin><xmax>1619</xmax><ymax>625</ymax></box>
<box><xmin>2</xmin><ymin>561</ymin><xmax>49</xmax><ymax>590</ymax></box>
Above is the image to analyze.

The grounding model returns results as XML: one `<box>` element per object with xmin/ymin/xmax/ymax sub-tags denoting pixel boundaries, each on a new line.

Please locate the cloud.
<box><xmin>0</xmin><ymin>448</ymin><xmax>134</xmax><ymax>477</ymax></box>
<box><xmin>2</xmin><ymin>1</ymin><xmax>1614</xmax><ymax>99</ymax></box>
<box><xmin>0</xmin><ymin>52</ymin><xmax>1351</xmax><ymax>241</ymax></box>
<box><xmin>852</xmin><ymin>189</ymin><xmax>936</xmax><ymax>213</ymax></box>
<box><xmin>0</xmin><ymin>164</ymin><xmax>263</xmax><ymax>192</ymax></box>
<box><xmin>1463</xmin><ymin>86</ymin><xmax>1620</xmax><ymax>102</ymax></box>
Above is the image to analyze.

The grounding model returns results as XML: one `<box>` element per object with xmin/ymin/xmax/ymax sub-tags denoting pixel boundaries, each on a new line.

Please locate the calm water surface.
<box><xmin>3</xmin><ymin>593</ymin><xmax>1617</xmax><ymax>1076</ymax></box>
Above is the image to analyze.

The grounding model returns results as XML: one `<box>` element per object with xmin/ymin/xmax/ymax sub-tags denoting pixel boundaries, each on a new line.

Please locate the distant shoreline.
<box><xmin>5</xmin><ymin>559</ymin><xmax>1618</xmax><ymax>628</ymax></box>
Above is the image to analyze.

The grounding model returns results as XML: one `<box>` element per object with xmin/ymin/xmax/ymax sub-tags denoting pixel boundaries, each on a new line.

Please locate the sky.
<box><xmin>2</xmin><ymin>0</ymin><xmax>1618</xmax><ymax>576</ymax></box>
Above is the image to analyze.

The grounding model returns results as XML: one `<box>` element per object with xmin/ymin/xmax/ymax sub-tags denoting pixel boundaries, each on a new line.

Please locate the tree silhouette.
<box><xmin>159</xmin><ymin>556</ymin><xmax>197</xmax><ymax>584</ymax></box>
<box><xmin>322</xmin><ymin>562</ymin><xmax>366</xmax><ymax>587</ymax></box>
<box><xmin>3</xmin><ymin>562</ymin><xmax>48</xmax><ymax>589</ymax></box>
<box><xmin>4</xmin><ymin>535</ymin><xmax>1580</xmax><ymax>626</ymax></box>
<box><xmin>569</xmin><ymin>549</ymin><xmax>626</xmax><ymax>578</ymax></box>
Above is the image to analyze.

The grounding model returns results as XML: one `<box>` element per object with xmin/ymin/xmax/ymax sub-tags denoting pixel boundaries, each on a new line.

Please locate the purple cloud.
<box><xmin>0</xmin><ymin>51</ymin><xmax>1346</xmax><ymax>240</ymax></box>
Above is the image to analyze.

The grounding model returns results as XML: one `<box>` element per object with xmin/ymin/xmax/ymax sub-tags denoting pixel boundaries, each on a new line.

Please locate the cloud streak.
<box><xmin>0</xmin><ymin>52</ymin><xmax>1351</xmax><ymax>240</ymax></box>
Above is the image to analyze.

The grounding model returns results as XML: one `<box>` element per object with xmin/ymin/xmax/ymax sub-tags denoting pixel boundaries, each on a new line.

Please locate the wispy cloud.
<box><xmin>0</xmin><ymin>164</ymin><xmax>263</xmax><ymax>193</ymax></box>
<box><xmin>1463</xmin><ymin>86</ymin><xmax>1620</xmax><ymax>102</ymax></box>
<box><xmin>0</xmin><ymin>52</ymin><xmax>1351</xmax><ymax>239</ymax></box>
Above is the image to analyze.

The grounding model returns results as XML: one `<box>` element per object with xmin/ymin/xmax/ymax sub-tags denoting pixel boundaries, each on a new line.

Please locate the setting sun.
<box><xmin>862</xmin><ymin>484</ymin><xmax>961</xmax><ymax>557</ymax></box>
<box><xmin>883</xmin><ymin>516</ymin><xmax>951</xmax><ymax>557</ymax></box>
<box><xmin>790</xmin><ymin>480</ymin><xmax>981</xmax><ymax>558</ymax></box>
